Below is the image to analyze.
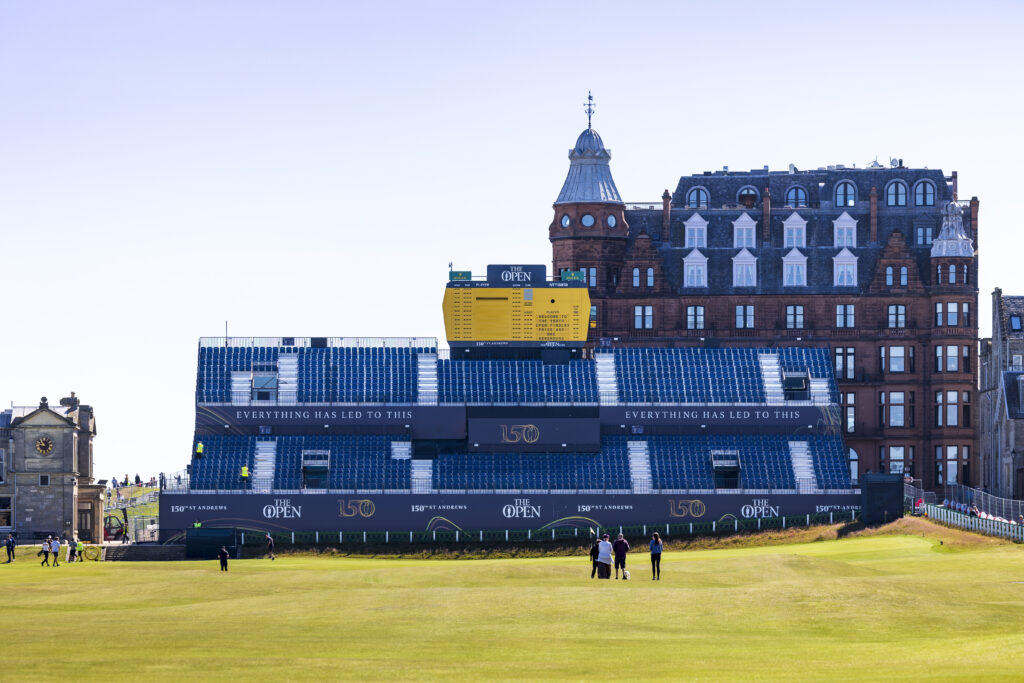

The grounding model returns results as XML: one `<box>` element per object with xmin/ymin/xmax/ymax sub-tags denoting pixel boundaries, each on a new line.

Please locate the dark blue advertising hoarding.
<box><xmin>161</xmin><ymin>492</ymin><xmax>860</xmax><ymax>534</ymax></box>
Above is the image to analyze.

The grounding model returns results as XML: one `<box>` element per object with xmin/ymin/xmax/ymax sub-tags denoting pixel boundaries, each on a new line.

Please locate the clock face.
<box><xmin>35</xmin><ymin>436</ymin><xmax>55</xmax><ymax>455</ymax></box>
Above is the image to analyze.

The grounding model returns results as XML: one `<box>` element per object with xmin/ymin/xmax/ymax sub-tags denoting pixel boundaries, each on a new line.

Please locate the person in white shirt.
<box><xmin>596</xmin><ymin>533</ymin><xmax>613</xmax><ymax>579</ymax></box>
<box><xmin>50</xmin><ymin>538</ymin><xmax>61</xmax><ymax>567</ymax></box>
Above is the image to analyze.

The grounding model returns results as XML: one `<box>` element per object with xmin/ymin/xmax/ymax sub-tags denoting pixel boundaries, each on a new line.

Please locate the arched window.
<box><xmin>646</xmin><ymin>267</ymin><xmax>654</xmax><ymax>288</ymax></box>
<box><xmin>835</xmin><ymin>181</ymin><xmax>856</xmax><ymax>207</ymax></box>
<box><xmin>786</xmin><ymin>186</ymin><xmax>807</xmax><ymax>207</ymax></box>
<box><xmin>915</xmin><ymin>181</ymin><xmax>935</xmax><ymax>206</ymax></box>
<box><xmin>687</xmin><ymin>188</ymin><xmax>709</xmax><ymax>209</ymax></box>
<box><xmin>949</xmin><ymin>264</ymin><xmax>956</xmax><ymax>284</ymax></box>
<box><xmin>886</xmin><ymin>267</ymin><xmax>893</xmax><ymax>286</ymax></box>
<box><xmin>738</xmin><ymin>186</ymin><xmax>758</xmax><ymax>208</ymax></box>
<box><xmin>632</xmin><ymin>267</ymin><xmax>640</xmax><ymax>287</ymax></box>
<box><xmin>886</xmin><ymin>182</ymin><xmax>907</xmax><ymax>206</ymax></box>
<box><xmin>849</xmin><ymin>448</ymin><xmax>859</xmax><ymax>485</ymax></box>
<box><xmin>900</xmin><ymin>266</ymin><xmax>908</xmax><ymax>286</ymax></box>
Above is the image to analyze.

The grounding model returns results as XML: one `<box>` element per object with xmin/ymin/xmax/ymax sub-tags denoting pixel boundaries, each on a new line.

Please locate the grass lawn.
<box><xmin>2</xmin><ymin>519</ymin><xmax>1024</xmax><ymax>681</ymax></box>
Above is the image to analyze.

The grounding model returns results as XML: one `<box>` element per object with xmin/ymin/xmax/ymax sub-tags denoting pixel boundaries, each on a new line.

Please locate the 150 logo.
<box><xmin>500</xmin><ymin>424</ymin><xmax>540</xmax><ymax>444</ymax></box>
<box><xmin>667</xmin><ymin>499</ymin><xmax>706</xmax><ymax>518</ymax></box>
<box><xmin>338</xmin><ymin>499</ymin><xmax>376</xmax><ymax>518</ymax></box>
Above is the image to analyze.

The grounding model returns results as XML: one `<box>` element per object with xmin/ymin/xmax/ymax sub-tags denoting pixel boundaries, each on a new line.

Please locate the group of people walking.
<box><xmin>37</xmin><ymin>536</ymin><xmax>87</xmax><ymax>566</ymax></box>
<box><xmin>589</xmin><ymin>531</ymin><xmax>663</xmax><ymax>580</ymax></box>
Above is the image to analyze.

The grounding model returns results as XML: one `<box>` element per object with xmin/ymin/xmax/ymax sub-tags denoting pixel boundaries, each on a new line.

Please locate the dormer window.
<box><xmin>684</xmin><ymin>249</ymin><xmax>708</xmax><ymax>288</ymax></box>
<box><xmin>886</xmin><ymin>181</ymin><xmax>908</xmax><ymax>206</ymax></box>
<box><xmin>835</xmin><ymin>181</ymin><xmax>856</xmax><ymax>207</ymax></box>
<box><xmin>833</xmin><ymin>248</ymin><xmax>858</xmax><ymax>286</ymax></box>
<box><xmin>687</xmin><ymin>188</ymin><xmax>709</xmax><ymax>209</ymax></box>
<box><xmin>738</xmin><ymin>186</ymin><xmax>758</xmax><ymax>208</ymax></box>
<box><xmin>733</xmin><ymin>213</ymin><xmax>756</xmax><ymax>248</ymax></box>
<box><xmin>914</xmin><ymin>181</ymin><xmax>936</xmax><ymax>206</ymax></box>
<box><xmin>783</xmin><ymin>248</ymin><xmax>807</xmax><ymax>287</ymax></box>
<box><xmin>786</xmin><ymin>186</ymin><xmax>807</xmax><ymax>207</ymax></box>
<box><xmin>783</xmin><ymin>212</ymin><xmax>807</xmax><ymax>248</ymax></box>
<box><xmin>833</xmin><ymin>211</ymin><xmax>857</xmax><ymax>247</ymax></box>
<box><xmin>732</xmin><ymin>249</ymin><xmax>757</xmax><ymax>287</ymax></box>
<box><xmin>684</xmin><ymin>213</ymin><xmax>708</xmax><ymax>248</ymax></box>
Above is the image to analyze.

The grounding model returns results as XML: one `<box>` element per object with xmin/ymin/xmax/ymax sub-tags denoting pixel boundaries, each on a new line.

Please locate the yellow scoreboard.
<box><xmin>443</xmin><ymin>265</ymin><xmax>591</xmax><ymax>348</ymax></box>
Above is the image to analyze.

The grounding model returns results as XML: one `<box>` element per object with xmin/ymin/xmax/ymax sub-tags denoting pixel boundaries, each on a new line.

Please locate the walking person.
<box><xmin>40</xmin><ymin>537</ymin><xmax>51</xmax><ymax>566</ymax></box>
<box><xmin>50</xmin><ymin>537</ymin><xmax>61</xmax><ymax>566</ymax></box>
<box><xmin>67</xmin><ymin>538</ymin><xmax>77</xmax><ymax>563</ymax></box>
<box><xmin>218</xmin><ymin>546</ymin><xmax>229</xmax><ymax>572</ymax></box>
<box><xmin>265</xmin><ymin>533</ymin><xmax>275</xmax><ymax>561</ymax></box>
<box><xmin>649</xmin><ymin>531</ymin><xmax>663</xmax><ymax>580</ymax></box>
<box><xmin>589</xmin><ymin>538</ymin><xmax>600</xmax><ymax>579</ymax></box>
<box><xmin>76</xmin><ymin>539</ymin><xmax>85</xmax><ymax>562</ymax></box>
<box><xmin>596</xmin><ymin>533</ymin><xmax>613</xmax><ymax>579</ymax></box>
<box><xmin>612</xmin><ymin>533</ymin><xmax>630</xmax><ymax>579</ymax></box>
<box><xmin>4</xmin><ymin>533</ymin><xmax>14</xmax><ymax>563</ymax></box>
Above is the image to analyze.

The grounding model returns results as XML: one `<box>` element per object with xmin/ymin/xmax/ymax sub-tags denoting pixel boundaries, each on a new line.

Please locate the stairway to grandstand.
<box><xmin>417</xmin><ymin>351</ymin><xmax>438</xmax><ymax>405</ymax></box>
<box><xmin>758</xmin><ymin>353</ymin><xmax>785</xmax><ymax>404</ymax></box>
<box><xmin>627</xmin><ymin>441</ymin><xmax>652</xmax><ymax>493</ymax></box>
<box><xmin>278</xmin><ymin>355</ymin><xmax>298</xmax><ymax>405</ymax></box>
<box><xmin>788</xmin><ymin>441</ymin><xmax>817</xmax><ymax>491</ymax></box>
<box><xmin>252</xmin><ymin>440</ymin><xmax>277</xmax><ymax>493</ymax></box>
<box><xmin>809</xmin><ymin>378</ymin><xmax>831</xmax><ymax>405</ymax></box>
<box><xmin>595</xmin><ymin>352</ymin><xmax>619</xmax><ymax>405</ymax></box>
<box><xmin>231</xmin><ymin>371</ymin><xmax>250</xmax><ymax>405</ymax></box>
<box><xmin>410</xmin><ymin>458</ymin><xmax>433</xmax><ymax>493</ymax></box>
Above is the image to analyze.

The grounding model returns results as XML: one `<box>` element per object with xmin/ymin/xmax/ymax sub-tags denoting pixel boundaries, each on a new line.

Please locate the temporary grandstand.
<box><xmin>162</xmin><ymin>333</ymin><xmax>858</xmax><ymax>536</ymax></box>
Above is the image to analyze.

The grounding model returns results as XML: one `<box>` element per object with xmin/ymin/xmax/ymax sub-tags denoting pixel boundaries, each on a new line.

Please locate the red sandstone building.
<box><xmin>548</xmin><ymin>120</ymin><xmax>977</xmax><ymax>491</ymax></box>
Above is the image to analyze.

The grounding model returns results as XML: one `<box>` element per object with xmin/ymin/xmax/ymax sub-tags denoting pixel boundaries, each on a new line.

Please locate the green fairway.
<box><xmin>3</xmin><ymin>522</ymin><xmax>1024</xmax><ymax>681</ymax></box>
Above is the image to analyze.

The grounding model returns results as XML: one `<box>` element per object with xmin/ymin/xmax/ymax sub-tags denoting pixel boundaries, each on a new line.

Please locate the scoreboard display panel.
<box><xmin>443</xmin><ymin>265</ymin><xmax>590</xmax><ymax>347</ymax></box>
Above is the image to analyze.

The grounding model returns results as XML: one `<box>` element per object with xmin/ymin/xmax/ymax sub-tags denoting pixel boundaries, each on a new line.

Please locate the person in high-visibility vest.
<box><xmin>241</xmin><ymin>465</ymin><xmax>249</xmax><ymax>479</ymax></box>
<box><xmin>76</xmin><ymin>540</ymin><xmax>84</xmax><ymax>562</ymax></box>
<box><xmin>195</xmin><ymin>441</ymin><xmax>204</xmax><ymax>459</ymax></box>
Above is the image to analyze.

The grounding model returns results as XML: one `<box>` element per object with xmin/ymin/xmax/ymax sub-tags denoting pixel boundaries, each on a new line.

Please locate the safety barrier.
<box><xmin>234</xmin><ymin>510</ymin><xmax>859</xmax><ymax>548</ymax></box>
<box><xmin>924</xmin><ymin>504</ymin><xmax>1024</xmax><ymax>542</ymax></box>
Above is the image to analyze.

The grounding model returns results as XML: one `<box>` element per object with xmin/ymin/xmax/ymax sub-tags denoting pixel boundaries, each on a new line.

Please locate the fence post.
<box><xmin>643</xmin><ymin>525</ymin><xmax>646</xmax><ymax>535</ymax></box>
<box><xmin>339</xmin><ymin>531</ymin><xmax>342</xmax><ymax>543</ymax></box>
<box><xmin>575</xmin><ymin>528</ymin><xmax>578</xmax><ymax>537</ymax></box>
<box><xmin>806</xmin><ymin>514</ymin><xmax>810</xmax><ymax>526</ymax></box>
<box><xmin>735</xmin><ymin>519</ymin><xmax>738</xmax><ymax>532</ymax></box>
<box><xmin>666</xmin><ymin>523</ymin><xmax>669</xmax><ymax>535</ymax></box>
<box><xmin>552</xmin><ymin>528</ymin><xmax>555</xmax><ymax>540</ymax></box>
<box><xmin>241</xmin><ymin>532</ymin><xmax>245</xmax><ymax>545</ymax></box>
<box><xmin>385</xmin><ymin>531</ymin><xmax>388</xmax><ymax>544</ymax></box>
<box><xmin>830</xmin><ymin>512</ymin><xmax>833</xmax><ymax>524</ymax></box>
<box><xmin>782</xmin><ymin>516</ymin><xmax>786</xmax><ymax>529</ymax></box>
<box><xmin>433</xmin><ymin>530</ymin><xmax>436</xmax><ymax>542</ymax></box>
<box><xmin>316</xmin><ymin>531</ymin><xmax>319</xmax><ymax>544</ymax></box>
<box><xmin>528</xmin><ymin>529</ymin><xmax>531</xmax><ymax>540</ymax></box>
<box><xmin>758</xmin><ymin>518</ymin><xmax>761</xmax><ymax>530</ymax></box>
<box><xmin>851</xmin><ymin>510</ymin><xmax>855</xmax><ymax>522</ymax></box>
<box><xmin>505</xmin><ymin>529</ymin><xmax>509</xmax><ymax>542</ymax></box>
<box><xmin>455</xmin><ymin>530</ymin><xmax>459</xmax><ymax>542</ymax></box>
<box><xmin>291</xmin><ymin>532</ymin><xmax>294</xmax><ymax>545</ymax></box>
<box><xmin>713</xmin><ymin>521</ymin><xmax>716</xmax><ymax>533</ymax></box>
<box><xmin>410</xmin><ymin>531</ymin><xmax>413</xmax><ymax>543</ymax></box>
<box><xmin>363</xmin><ymin>531</ymin><xmax>366</xmax><ymax>543</ymax></box>
<box><xmin>689</xmin><ymin>523</ymin><xmax>692</xmax><ymax>535</ymax></box>
<box><xmin>480</xmin><ymin>530</ymin><xmax>483</xmax><ymax>542</ymax></box>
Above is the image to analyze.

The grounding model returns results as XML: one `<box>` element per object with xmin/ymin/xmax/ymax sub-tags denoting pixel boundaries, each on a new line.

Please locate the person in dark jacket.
<box><xmin>218</xmin><ymin>546</ymin><xmax>229</xmax><ymax>571</ymax></box>
<box><xmin>4</xmin><ymin>534</ymin><xmax>14</xmax><ymax>563</ymax></box>
<box><xmin>612</xmin><ymin>533</ymin><xmax>630</xmax><ymax>579</ymax></box>
<box><xmin>265</xmin><ymin>533</ymin><xmax>275</xmax><ymax>561</ymax></box>
<box><xmin>589</xmin><ymin>539</ymin><xmax>601</xmax><ymax>579</ymax></box>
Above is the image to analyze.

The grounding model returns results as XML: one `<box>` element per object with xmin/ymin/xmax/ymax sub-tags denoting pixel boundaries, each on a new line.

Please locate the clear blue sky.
<box><xmin>1</xmin><ymin>1</ymin><xmax>1020</xmax><ymax>479</ymax></box>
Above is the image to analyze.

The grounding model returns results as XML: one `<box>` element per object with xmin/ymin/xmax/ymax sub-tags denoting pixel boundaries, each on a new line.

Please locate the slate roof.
<box><xmin>1001</xmin><ymin>295</ymin><xmax>1024</xmax><ymax>340</ymax></box>
<box><xmin>554</xmin><ymin>128</ymin><xmax>623</xmax><ymax>205</ymax></box>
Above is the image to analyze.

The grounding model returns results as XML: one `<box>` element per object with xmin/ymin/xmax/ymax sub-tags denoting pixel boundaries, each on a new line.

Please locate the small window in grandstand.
<box><xmin>252</xmin><ymin>374</ymin><xmax>278</xmax><ymax>402</ymax></box>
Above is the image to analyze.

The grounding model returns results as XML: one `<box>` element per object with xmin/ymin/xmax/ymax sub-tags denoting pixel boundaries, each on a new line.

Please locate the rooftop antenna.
<box><xmin>448</xmin><ymin>261</ymin><xmax>453</xmax><ymax>271</ymax></box>
<box><xmin>583</xmin><ymin>91</ymin><xmax>595</xmax><ymax>130</ymax></box>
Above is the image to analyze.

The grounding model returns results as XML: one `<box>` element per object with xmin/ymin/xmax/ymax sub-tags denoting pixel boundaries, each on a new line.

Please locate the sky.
<box><xmin>1</xmin><ymin>1</ymin><xmax>1021</xmax><ymax>480</ymax></box>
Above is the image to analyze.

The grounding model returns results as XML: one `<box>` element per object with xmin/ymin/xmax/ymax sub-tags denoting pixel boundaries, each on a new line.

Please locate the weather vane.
<box><xmin>584</xmin><ymin>91</ymin><xmax>595</xmax><ymax>130</ymax></box>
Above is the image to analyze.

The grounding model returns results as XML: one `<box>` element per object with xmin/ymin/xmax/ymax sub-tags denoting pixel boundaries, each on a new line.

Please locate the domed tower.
<box><xmin>549</xmin><ymin>94</ymin><xmax>628</xmax><ymax>296</ymax></box>
<box><xmin>930</xmin><ymin>200</ymin><xmax>975</xmax><ymax>288</ymax></box>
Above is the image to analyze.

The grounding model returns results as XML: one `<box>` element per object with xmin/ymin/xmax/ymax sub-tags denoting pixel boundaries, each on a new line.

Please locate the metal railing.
<box><xmin>942</xmin><ymin>483</ymin><xmax>1024</xmax><ymax>523</ymax></box>
<box><xmin>924</xmin><ymin>504</ymin><xmax>1024</xmax><ymax>542</ymax></box>
<box><xmin>199</xmin><ymin>337</ymin><xmax>438</xmax><ymax>349</ymax></box>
